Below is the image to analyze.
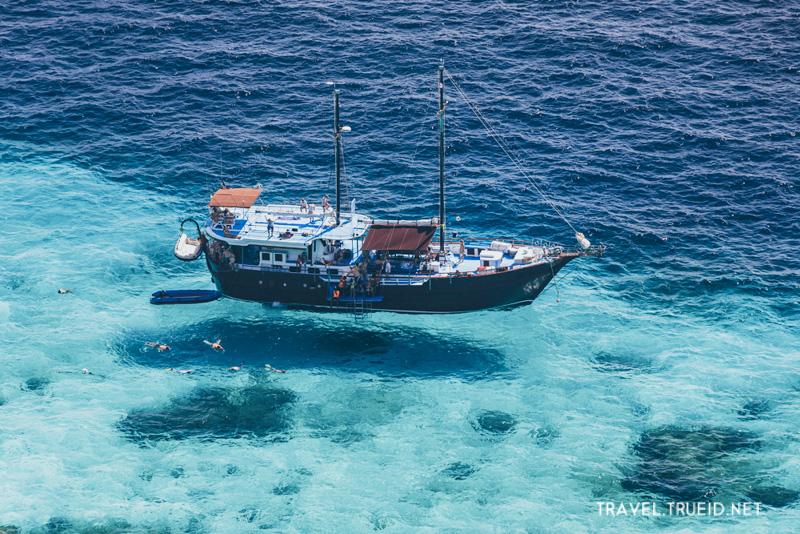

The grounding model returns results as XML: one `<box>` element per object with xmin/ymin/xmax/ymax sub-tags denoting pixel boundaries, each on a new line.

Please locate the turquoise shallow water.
<box><xmin>1</xmin><ymin>155</ymin><xmax>798</xmax><ymax>532</ymax></box>
<box><xmin>2</xmin><ymin>0</ymin><xmax>800</xmax><ymax>531</ymax></box>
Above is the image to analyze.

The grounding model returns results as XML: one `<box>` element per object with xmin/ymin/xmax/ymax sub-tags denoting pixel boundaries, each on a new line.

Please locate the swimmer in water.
<box><xmin>166</xmin><ymin>368</ymin><xmax>193</xmax><ymax>374</ymax></box>
<box><xmin>58</xmin><ymin>288</ymin><xmax>74</xmax><ymax>294</ymax></box>
<box><xmin>145</xmin><ymin>341</ymin><xmax>171</xmax><ymax>351</ymax></box>
<box><xmin>204</xmin><ymin>339</ymin><xmax>225</xmax><ymax>351</ymax></box>
<box><xmin>265</xmin><ymin>364</ymin><xmax>286</xmax><ymax>373</ymax></box>
<box><xmin>228</xmin><ymin>361</ymin><xmax>244</xmax><ymax>371</ymax></box>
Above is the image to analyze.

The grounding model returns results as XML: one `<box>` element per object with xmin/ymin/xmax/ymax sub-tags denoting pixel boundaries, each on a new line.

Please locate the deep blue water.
<box><xmin>1</xmin><ymin>1</ymin><xmax>799</xmax><ymax>532</ymax></box>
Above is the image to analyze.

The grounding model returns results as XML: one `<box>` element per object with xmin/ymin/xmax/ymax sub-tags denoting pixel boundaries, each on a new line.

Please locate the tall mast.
<box><xmin>334</xmin><ymin>89</ymin><xmax>341</xmax><ymax>226</ymax></box>
<box><xmin>437</xmin><ymin>65</ymin><xmax>446</xmax><ymax>256</ymax></box>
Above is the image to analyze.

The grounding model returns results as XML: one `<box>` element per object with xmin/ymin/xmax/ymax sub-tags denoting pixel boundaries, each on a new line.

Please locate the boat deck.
<box><xmin>205</xmin><ymin>202</ymin><xmax>568</xmax><ymax>280</ymax></box>
<box><xmin>205</xmin><ymin>203</ymin><xmax>370</xmax><ymax>247</ymax></box>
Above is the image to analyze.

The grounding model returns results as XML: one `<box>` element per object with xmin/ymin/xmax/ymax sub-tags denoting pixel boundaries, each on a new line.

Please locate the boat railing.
<box><xmin>253</xmin><ymin>203</ymin><xmax>343</xmax><ymax>218</ymax></box>
<box><xmin>441</xmin><ymin>236</ymin><xmax>604</xmax><ymax>257</ymax></box>
<box><xmin>233</xmin><ymin>263</ymin><xmax>352</xmax><ymax>276</ymax></box>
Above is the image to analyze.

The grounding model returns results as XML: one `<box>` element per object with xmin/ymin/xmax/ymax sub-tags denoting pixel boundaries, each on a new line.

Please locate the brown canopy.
<box><xmin>362</xmin><ymin>224</ymin><xmax>437</xmax><ymax>252</ymax></box>
<box><xmin>209</xmin><ymin>188</ymin><xmax>262</xmax><ymax>208</ymax></box>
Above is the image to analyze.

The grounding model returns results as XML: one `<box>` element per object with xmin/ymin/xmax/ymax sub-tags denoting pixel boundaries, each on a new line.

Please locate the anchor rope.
<box><xmin>539</xmin><ymin>264</ymin><xmax>578</xmax><ymax>298</ymax></box>
<box><xmin>548</xmin><ymin>258</ymin><xmax>561</xmax><ymax>302</ymax></box>
<box><xmin>444</xmin><ymin>69</ymin><xmax>581</xmax><ymax>236</ymax></box>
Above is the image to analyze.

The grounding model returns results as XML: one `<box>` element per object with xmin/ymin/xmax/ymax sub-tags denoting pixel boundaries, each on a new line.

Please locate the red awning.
<box><xmin>362</xmin><ymin>225</ymin><xmax>437</xmax><ymax>252</ymax></box>
<box><xmin>208</xmin><ymin>188</ymin><xmax>263</xmax><ymax>208</ymax></box>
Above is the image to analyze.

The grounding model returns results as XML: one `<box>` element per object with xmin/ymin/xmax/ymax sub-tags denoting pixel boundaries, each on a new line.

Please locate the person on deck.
<box><xmin>223</xmin><ymin>225</ymin><xmax>240</xmax><ymax>239</ymax></box>
<box><xmin>459</xmin><ymin>239</ymin><xmax>466</xmax><ymax>262</ymax></box>
<box><xmin>426</xmin><ymin>247</ymin><xmax>436</xmax><ymax>262</ymax></box>
<box><xmin>322</xmin><ymin>195</ymin><xmax>331</xmax><ymax>211</ymax></box>
<box><xmin>267</xmin><ymin>218</ymin><xmax>274</xmax><ymax>238</ymax></box>
<box><xmin>210</xmin><ymin>206</ymin><xmax>223</xmax><ymax>223</ymax></box>
<box><xmin>300</xmin><ymin>198</ymin><xmax>308</xmax><ymax>212</ymax></box>
<box><xmin>368</xmin><ymin>274</ymin><xmax>379</xmax><ymax>295</ymax></box>
<box><xmin>384</xmin><ymin>258</ymin><xmax>392</xmax><ymax>278</ymax></box>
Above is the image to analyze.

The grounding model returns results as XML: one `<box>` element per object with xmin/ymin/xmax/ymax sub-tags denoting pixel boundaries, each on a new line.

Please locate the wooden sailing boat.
<box><xmin>177</xmin><ymin>66</ymin><xmax>603</xmax><ymax>313</ymax></box>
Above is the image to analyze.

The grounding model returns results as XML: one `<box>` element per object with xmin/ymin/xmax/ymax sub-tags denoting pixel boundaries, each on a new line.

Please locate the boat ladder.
<box><xmin>326</xmin><ymin>284</ymin><xmax>382</xmax><ymax>317</ymax></box>
<box><xmin>350</xmin><ymin>290</ymin><xmax>374</xmax><ymax>319</ymax></box>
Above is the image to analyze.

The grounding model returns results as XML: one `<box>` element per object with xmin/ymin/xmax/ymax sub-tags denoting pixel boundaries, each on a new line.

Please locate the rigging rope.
<box><xmin>340</xmin><ymin>137</ymin><xmax>351</xmax><ymax>204</ymax></box>
<box><xmin>444</xmin><ymin>69</ymin><xmax>590</xmax><ymax>249</ymax></box>
<box><xmin>399</xmin><ymin>85</ymin><xmax>437</xmax><ymax>206</ymax></box>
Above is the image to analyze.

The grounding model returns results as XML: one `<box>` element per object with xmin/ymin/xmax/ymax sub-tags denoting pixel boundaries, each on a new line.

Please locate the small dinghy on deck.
<box><xmin>150</xmin><ymin>290</ymin><xmax>221</xmax><ymax>305</ymax></box>
<box><xmin>174</xmin><ymin>218</ymin><xmax>205</xmax><ymax>261</ymax></box>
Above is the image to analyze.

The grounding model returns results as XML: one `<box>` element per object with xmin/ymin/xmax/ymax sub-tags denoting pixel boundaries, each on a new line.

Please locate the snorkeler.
<box><xmin>204</xmin><ymin>339</ymin><xmax>225</xmax><ymax>351</ymax></box>
<box><xmin>145</xmin><ymin>341</ymin><xmax>171</xmax><ymax>351</ymax></box>
<box><xmin>166</xmin><ymin>368</ymin><xmax>193</xmax><ymax>374</ymax></box>
<box><xmin>58</xmin><ymin>288</ymin><xmax>74</xmax><ymax>294</ymax></box>
<box><xmin>265</xmin><ymin>364</ymin><xmax>286</xmax><ymax>373</ymax></box>
<box><xmin>228</xmin><ymin>361</ymin><xmax>244</xmax><ymax>371</ymax></box>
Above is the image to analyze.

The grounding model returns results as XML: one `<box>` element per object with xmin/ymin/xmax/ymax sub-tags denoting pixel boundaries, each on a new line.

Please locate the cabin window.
<box><xmin>261</xmin><ymin>252</ymin><xmax>271</xmax><ymax>263</ymax></box>
<box><xmin>273</xmin><ymin>253</ymin><xmax>284</xmax><ymax>263</ymax></box>
<box><xmin>482</xmin><ymin>260</ymin><xmax>490</xmax><ymax>267</ymax></box>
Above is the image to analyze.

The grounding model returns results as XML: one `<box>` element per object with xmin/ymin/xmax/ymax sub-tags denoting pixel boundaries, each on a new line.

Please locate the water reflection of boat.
<box><xmin>177</xmin><ymin>66</ymin><xmax>603</xmax><ymax>314</ymax></box>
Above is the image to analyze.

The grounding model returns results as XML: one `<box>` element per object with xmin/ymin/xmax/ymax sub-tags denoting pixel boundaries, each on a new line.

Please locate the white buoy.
<box><xmin>576</xmin><ymin>232</ymin><xmax>591</xmax><ymax>249</ymax></box>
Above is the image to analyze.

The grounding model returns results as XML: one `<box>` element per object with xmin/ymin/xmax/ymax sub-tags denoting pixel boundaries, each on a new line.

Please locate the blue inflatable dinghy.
<box><xmin>150</xmin><ymin>290</ymin><xmax>221</xmax><ymax>305</ymax></box>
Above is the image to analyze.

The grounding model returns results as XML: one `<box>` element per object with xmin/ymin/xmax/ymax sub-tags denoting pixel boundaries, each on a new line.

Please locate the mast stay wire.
<box><xmin>340</xmin><ymin>137</ymin><xmax>351</xmax><ymax>204</ymax></box>
<box><xmin>398</xmin><ymin>82</ymin><xmax>438</xmax><ymax>208</ymax></box>
<box><xmin>440</xmin><ymin>111</ymin><xmax>527</xmax><ymax>220</ymax></box>
<box><xmin>444</xmin><ymin>69</ymin><xmax>589</xmax><ymax>245</ymax></box>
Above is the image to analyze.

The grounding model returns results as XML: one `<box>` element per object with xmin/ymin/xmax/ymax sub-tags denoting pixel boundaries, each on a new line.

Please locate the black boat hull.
<box><xmin>206</xmin><ymin>255</ymin><xmax>576</xmax><ymax>313</ymax></box>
